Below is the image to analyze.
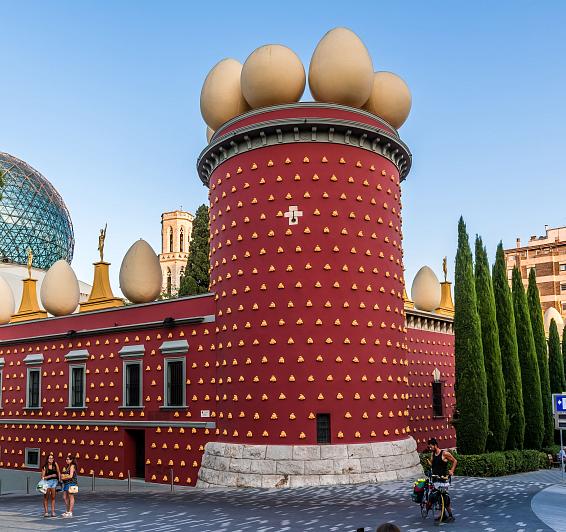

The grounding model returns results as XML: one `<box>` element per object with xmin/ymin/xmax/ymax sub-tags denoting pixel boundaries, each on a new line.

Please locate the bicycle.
<box><xmin>419</xmin><ymin>471</ymin><xmax>452</xmax><ymax>525</ymax></box>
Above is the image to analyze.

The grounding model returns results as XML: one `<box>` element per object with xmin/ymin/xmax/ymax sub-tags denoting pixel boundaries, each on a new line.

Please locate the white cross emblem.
<box><xmin>284</xmin><ymin>206</ymin><xmax>303</xmax><ymax>226</ymax></box>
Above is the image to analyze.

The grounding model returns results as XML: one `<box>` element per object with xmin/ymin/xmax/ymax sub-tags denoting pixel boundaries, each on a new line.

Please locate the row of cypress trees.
<box><xmin>454</xmin><ymin>217</ymin><xmax>566</xmax><ymax>454</ymax></box>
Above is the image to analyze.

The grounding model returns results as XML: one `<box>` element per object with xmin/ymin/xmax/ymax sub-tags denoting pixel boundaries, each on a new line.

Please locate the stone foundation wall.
<box><xmin>197</xmin><ymin>437</ymin><xmax>422</xmax><ymax>488</ymax></box>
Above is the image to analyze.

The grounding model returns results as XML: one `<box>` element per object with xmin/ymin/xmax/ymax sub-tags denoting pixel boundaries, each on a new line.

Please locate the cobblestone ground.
<box><xmin>0</xmin><ymin>470</ymin><xmax>563</xmax><ymax>531</ymax></box>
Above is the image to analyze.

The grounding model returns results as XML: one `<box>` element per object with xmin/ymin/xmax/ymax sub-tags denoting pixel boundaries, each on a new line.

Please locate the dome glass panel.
<box><xmin>0</xmin><ymin>152</ymin><xmax>74</xmax><ymax>270</ymax></box>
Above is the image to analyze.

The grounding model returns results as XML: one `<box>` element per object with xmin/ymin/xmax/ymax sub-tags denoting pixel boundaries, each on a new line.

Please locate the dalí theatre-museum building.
<box><xmin>0</xmin><ymin>28</ymin><xmax>456</xmax><ymax>488</ymax></box>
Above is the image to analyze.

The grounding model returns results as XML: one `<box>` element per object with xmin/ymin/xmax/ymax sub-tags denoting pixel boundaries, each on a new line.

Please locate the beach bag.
<box><xmin>36</xmin><ymin>480</ymin><xmax>48</xmax><ymax>495</ymax></box>
<box><xmin>68</xmin><ymin>484</ymin><xmax>79</xmax><ymax>494</ymax></box>
<box><xmin>411</xmin><ymin>478</ymin><xmax>426</xmax><ymax>503</ymax></box>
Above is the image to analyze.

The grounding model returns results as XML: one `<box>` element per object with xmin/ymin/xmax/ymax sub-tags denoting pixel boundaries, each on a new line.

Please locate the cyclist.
<box><xmin>427</xmin><ymin>437</ymin><xmax>457</xmax><ymax>522</ymax></box>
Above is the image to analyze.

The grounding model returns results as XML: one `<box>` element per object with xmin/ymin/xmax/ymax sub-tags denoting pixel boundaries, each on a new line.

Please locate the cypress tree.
<box><xmin>178</xmin><ymin>204</ymin><xmax>210</xmax><ymax>297</ymax></box>
<box><xmin>493</xmin><ymin>243</ymin><xmax>524</xmax><ymax>450</ymax></box>
<box><xmin>562</xmin><ymin>328</ymin><xmax>566</xmax><ymax>392</ymax></box>
<box><xmin>512</xmin><ymin>267</ymin><xmax>544</xmax><ymax>449</ymax></box>
<box><xmin>474</xmin><ymin>237</ymin><xmax>507</xmax><ymax>451</ymax></box>
<box><xmin>527</xmin><ymin>268</ymin><xmax>554</xmax><ymax>446</ymax></box>
<box><xmin>549</xmin><ymin>319</ymin><xmax>566</xmax><ymax>395</ymax></box>
<box><xmin>454</xmin><ymin>217</ymin><xmax>488</xmax><ymax>454</ymax></box>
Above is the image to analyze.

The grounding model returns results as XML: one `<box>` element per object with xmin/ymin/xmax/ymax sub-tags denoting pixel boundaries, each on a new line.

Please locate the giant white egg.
<box><xmin>241</xmin><ymin>44</ymin><xmax>305</xmax><ymax>108</ymax></box>
<box><xmin>411</xmin><ymin>266</ymin><xmax>441</xmax><ymax>312</ymax></box>
<box><xmin>308</xmin><ymin>27</ymin><xmax>374</xmax><ymax>108</ymax></box>
<box><xmin>119</xmin><ymin>239</ymin><xmax>162</xmax><ymax>304</ymax></box>
<box><xmin>364</xmin><ymin>71</ymin><xmax>412</xmax><ymax>129</ymax></box>
<box><xmin>40</xmin><ymin>260</ymin><xmax>80</xmax><ymax>316</ymax></box>
<box><xmin>200</xmin><ymin>58</ymin><xmax>250</xmax><ymax>130</ymax></box>
<box><xmin>0</xmin><ymin>275</ymin><xmax>15</xmax><ymax>324</ymax></box>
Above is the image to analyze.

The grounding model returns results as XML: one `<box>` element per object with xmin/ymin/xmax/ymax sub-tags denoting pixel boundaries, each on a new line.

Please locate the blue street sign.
<box><xmin>553</xmin><ymin>394</ymin><xmax>566</xmax><ymax>413</ymax></box>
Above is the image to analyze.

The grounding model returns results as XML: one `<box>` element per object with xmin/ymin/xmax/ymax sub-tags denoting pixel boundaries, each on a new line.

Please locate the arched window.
<box><xmin>169</xmin><ymin>228</ymin><xmax>173</xmax><ymax>253</ymax></box>
<box><xmin>180</xmin><ymin>227</ymin><xmax>184</xmax><ymax>252</ymax></box>
<box><xmin>180</xmin><ymin>266</ymin><xmax>185</xmax><ymax>279</ymax></box>
<box><xmin>166</xmin><ymin>268</ymin><xmax>172</xmax><ymax>295</ymax></box>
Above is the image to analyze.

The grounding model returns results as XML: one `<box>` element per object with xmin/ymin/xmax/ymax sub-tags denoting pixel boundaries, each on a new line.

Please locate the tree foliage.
<box><xmin>548</xmin><ymin>319</ymin><xmax>566</xmax><ymax>395</ymax></box>
<box><xmin>563</xmin><ymin>329</ymin><xmax>566</xmax><ymax>392</ymax></box>
<box><xmin>512</xmin><ymin>267</ymin><xmax>544</xmax><ymax>449</ymax></box>
<box><xmin>492</xmin><ymin>243</ymin><xmax>524</xmax><ymax>450</ymax></box>
<box><xmin>454</xmin><ymin>217</ymin><xmax>489</xmax><ymax>454</ymax></box>
<box><xmin>526</xmin><ymin>268</ymin><xmax>554</xmax><ymax>446</ymax></box>
<box><xmin>474</xmin><ymin>237</ymin><xmax>507</xmax><ymax>451</ymax></box>
<box><xmin>178</xmin><ymin>204</ymin><xmax>210</xmax><ymax>297</ymax></box>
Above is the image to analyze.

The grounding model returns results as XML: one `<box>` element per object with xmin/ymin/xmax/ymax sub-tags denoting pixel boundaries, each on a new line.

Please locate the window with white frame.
<box><xmin>119</xmin><ymin>345</ymin><xmax>145</xmax><ymax>408</ymax></box>
<box><xmin>25</xmin><ymin>447</ymin><xmax>40</xmax><ymax>468</ymax></box>
<box><xmin>159</xmin><ymin>340</ymin><xmax>188</xmax><ymax>408</ymax></box>
<box><xmin>27</xmin><ymin>368</ymin><xmax>41</xmax><ymax>408</ymax></box>
<box><xmin>165</xmin><ymin>358</ymin><xmax>185</xmax><ymax>407</ymax></box>
<box><xmin>23</xmin><ymin>354</ymin><xmax>43</xmax><ymax>409</ymax></box>
<box><xmin>69</xmin><ymin>365</ymin><xmax>86</xmax><ymax>408</ymax></box>
<box><xmin>560</xmin><ymin>264</ymin><xmax>566</xmax><ymax>272</ymax></box>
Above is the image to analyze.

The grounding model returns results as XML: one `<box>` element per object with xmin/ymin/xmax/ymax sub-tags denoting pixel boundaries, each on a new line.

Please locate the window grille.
<box><xmin>70</xmin><ymin>366</ymin><xmax>85</xmax><ymax>408</ymax></box>
<box><xmin>432</xmin><ymin>382</ymin><xmax>443</xmax><ymax>417</ymax></box>
<box><xmin>27</xmin><ymin>369</ymin><xmax>40</xmax><ymax>408</ymax></box>
<box><xmin>166</xmin><ymin>360</ymin><xmax>184</xmax><ymax>407</ymax></box>
<box><xmin>125</xmin><ymin>363</ymin><xmax>141</xmax><ymax>407</ymax></box>
<box><xmin>316</xmin><ymin>413</ymin><xmax>331</xmax><ymax>444</ymax></box>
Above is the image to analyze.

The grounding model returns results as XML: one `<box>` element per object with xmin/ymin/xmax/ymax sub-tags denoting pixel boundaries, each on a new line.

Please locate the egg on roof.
<box><xmin>0</xmin><ymin>275</ymin><xmax>15</xmax><ymax>324</ymax></box>
<box><xmin>308</xmin><ymin>27</ymin><xmax>374</xmax><ymax>108</ymax></box>
<box><xmin>364</xmin><ymin>71</ymin><xmax>412</xmax><ymax>129</ymax></box>
<box><xmin>411</xmin><ymin>266</ymin><xmax>441</xmax><ymax>312</ymax></box>
<box><xmin>544</xmin><ymin>307</ymin><xmax>564</xmax><ymax>336</ymax></box>
<box><xmin>200</xmin><ymin>58</ymin><xmax>250</xmax><ymax>130</ymax></box>
<box><xmin>119</xmin><ymin>239</ymin><xmax>162</xmax><ymax>304</ymax></box>
<box><xmin>40</xmin><ymin>260</ymin><xmax>80</xmax><ymax>316</ymax></box>
<box><xmin>241</xmin><ymin>44</ymin><xmax>305</xmax><ymax>109</ymax></box>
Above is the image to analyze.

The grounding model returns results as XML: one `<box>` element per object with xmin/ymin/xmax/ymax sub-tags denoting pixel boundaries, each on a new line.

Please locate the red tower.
<box><xmin>197</xmin><ymin>103</ymin><xmax>422</xmax><ymax>487</ymax></box>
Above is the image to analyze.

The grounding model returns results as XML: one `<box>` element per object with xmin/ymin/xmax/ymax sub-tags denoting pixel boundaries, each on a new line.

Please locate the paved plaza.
<box><xmin>0</xmin><ymin>469</ymin><xmax>564</xmax><ymax>531</ymax></box>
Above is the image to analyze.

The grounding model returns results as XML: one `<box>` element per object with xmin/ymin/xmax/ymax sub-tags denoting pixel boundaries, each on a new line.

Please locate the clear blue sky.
<box><xmin>1</xmin><ymin>0</ymin><xmax>565</xmax><ymax>290</ymax></box>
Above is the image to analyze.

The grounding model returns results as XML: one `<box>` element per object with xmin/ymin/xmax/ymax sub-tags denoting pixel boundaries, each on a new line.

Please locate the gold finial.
<box><xmin>26</xmin><ymin>247</ymin><xmax>33</xmax><ymax>279</ymax></box>
<box><xmin>98</xmin><ymin>223</ymin><xmax>107</xmax><ymax>262</ymax></box>
<box><xmin>442</xmin><ymin>256</ymin><xmax>448</xmax><ymax>282</ymax></box>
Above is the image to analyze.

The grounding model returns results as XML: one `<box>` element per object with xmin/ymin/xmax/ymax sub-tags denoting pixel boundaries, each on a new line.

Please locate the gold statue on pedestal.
<box><xmin>11</xmin><ymin>246</ymin><xmax>48</xmax><ymax>322</ymax></box>
<box><xmin>98</xmin><ymin>223</ymin><xmax>107</xmax><ymax>262</ymax></box>
<box><xmin>437</xmin><ymin>256</ymin><xmax>455</xmax><ymax>317</ymax></box>
<box><xmin>80</xmin><ymin>224</ymin><xmax>124</xmax><ymax>312</ymax></box>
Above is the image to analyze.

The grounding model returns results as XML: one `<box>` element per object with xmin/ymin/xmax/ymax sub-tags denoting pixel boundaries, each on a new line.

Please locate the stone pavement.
<box><xmin>0</xmin><ymin>469</ymin><xmax>564</xmax><ymax>531</ymax></box>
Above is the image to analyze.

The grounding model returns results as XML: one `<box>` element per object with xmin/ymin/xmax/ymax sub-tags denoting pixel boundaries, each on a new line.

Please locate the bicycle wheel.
<box><xmin>420</xmin><ymin>499</ymin><xmax>428</xmax><ymax>518</ymax></box>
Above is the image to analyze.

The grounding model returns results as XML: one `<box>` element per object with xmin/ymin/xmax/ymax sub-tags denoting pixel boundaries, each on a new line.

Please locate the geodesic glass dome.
<box><xmin>0</xmin><ymin>152</ymin><xmax>74</xmax><ymax>270</ymax></box>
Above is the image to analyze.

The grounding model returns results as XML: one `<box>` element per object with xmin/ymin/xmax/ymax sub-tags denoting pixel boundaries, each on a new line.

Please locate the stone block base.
<box><xmin>197</xmin><ymin>437</ymin><xmax>422</xmax><ymax>488</ymax></box>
